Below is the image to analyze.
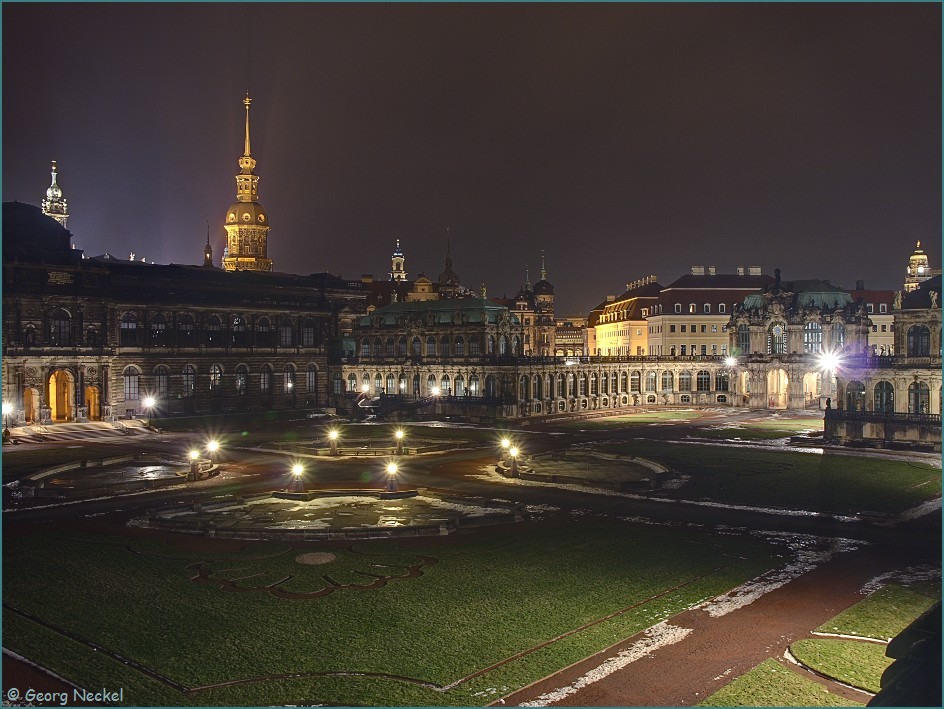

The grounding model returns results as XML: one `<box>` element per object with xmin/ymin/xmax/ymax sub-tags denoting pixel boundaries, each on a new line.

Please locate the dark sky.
<box><xmin>4</xmin><ymin>3</ymin><xmax>940</xmax><ymax>315</ymax></box>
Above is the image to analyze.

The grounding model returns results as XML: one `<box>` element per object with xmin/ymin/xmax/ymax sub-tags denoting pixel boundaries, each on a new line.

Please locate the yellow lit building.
<box><xmin>588</xmin><ymin>276</ymin><xmax>662</xmax><ymax>357</ymax></box>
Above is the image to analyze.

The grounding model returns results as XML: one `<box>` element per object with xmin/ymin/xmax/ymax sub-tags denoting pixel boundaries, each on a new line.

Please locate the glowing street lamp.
<box><xmin>499</xmin><ymin>437</ymin><xmax>511</xmax><ymax>461</ymax></box>
<box><xmin>386</xmin><ymin>462</ymin><xmax>398</xmax><ymax>492</ymax></box>
<box><xmin>430</xmin><ymin>386</ymin><xmax>440</xmax><ymax>397</ymax></box>
<box><xmin>724</xmin><ymin>356</ymin><xmax>737</xmax><ymax>368</ymax></box>
<box><xmin>143</xmin><ymin>396</ymin><xmax>156</xmax><ymax>427</ymax></box>
<box><xmin>292</xmin><ymin>463</ymin><xmax>305</xmax><ymax>492</ymax></box>
<box><xmin>328</xmin><ymin>428</ymin><xmax>340</xmax><ymax>456</ymax></box>
<box><xmin>361</xmin><ymin>383</ymin><xmax>370</xmax><ymax>394</ymax></box>
<box><xmin>2</xmin><ymin>400</ymin><xmax>12</xmax><ymax>431</ymax></box>
<box><xmin>394</xmin><ymin>429</ymin><xmax>405</xmax><ymax>455</ymax></box>
<box><xmin>206</xmin><ymin>439</ymin><xmax>220</xmax><ymax>462</ymax></box>
<box><xmin>509</xmin><ymin>447</ymin><xmax>519</xmax><ymax>477</ymax></box>
<box><xmin>188</xmin><ymin>449</ymin><xmax>200</xmax><ymax>480</ymax></box>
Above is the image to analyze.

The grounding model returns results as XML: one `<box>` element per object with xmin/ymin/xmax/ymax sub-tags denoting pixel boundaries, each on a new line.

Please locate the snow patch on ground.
<box><xmin>697</xmin><ymin>534</ymin><xmax>863</xmax><ymax>618</ymax></box>
<box><xmin>859</xmin><ymin>564</ymin><xmax>942</xmax><ymax>595</ymax></box>
<box><xmin>895</xmin><ymin>497</ymin><xmax>942</xmax><ymax>521</ymax></box>
<box><xmin>515</xmin><ymin>622</ymin><xmax>693</xmax><ymax>707</ymax></box>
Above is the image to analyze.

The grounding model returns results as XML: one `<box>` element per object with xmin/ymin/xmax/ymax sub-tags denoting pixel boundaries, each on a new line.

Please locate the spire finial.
<box><xmin>243</xmin><ymin>94</ymin><xmax>252</xmax><ymax>157</ymax></box>
<box><xmin>917</xmin><ymin>240</ymin><xmax>921</xmax><ymax>249</ymax></box>
<box><xmin>446</xmin><ymin>227</ymin><xmax>451</xmax><ymax>256</ymax></box>
<box><xmin>540</xmin><ymin>249</ymin><xmax>547</xmax><ymax>281</ymax></box>
<box><xmin>206</xmin><ymin>220</ymin><xmax>211</xmax><ymax>247</ymax></box>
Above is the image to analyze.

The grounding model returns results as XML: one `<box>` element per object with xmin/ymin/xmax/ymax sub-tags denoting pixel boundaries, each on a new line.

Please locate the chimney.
<box><xmin>737</xmin><ymin>267</ymin><xmax>745</xmax><ymax>276</ymax></box>
<box><xmin>606</xmin><ymin>294</ymin><xmax>616</xmax><ymax>302</ymax></box>
<box><xmin>748</xmin><ymin>266</ymin><xmax>761</xmax><ymax>276</ymax></box>
<box><xmin>708</xmin><ymin>266</ymin><xmax>716</xmax><ymax>276</ymax></box>
<box><xmin>691</xmin><ymin>266</ymin><xmax>705</xmax><ymax>276</ymax></box>
<box><xmin>855</xmin><ymin>279</ymin><xmax>865</xmax><ymax>291</ymax></box>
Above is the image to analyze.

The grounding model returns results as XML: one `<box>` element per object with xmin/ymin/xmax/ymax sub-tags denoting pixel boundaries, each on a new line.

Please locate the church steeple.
<box><xmin>222</xmin><ymin>94</ymin><xmax>272</xmax><ymax>272</ymax></box>
<box><xmin>390</xmin><ymin>238</ymin><xmax>408</xmax><ymax>281</ymax></box>
<box><xmin>539</xmin><ymin>249</ymin><xmax>547</xmax><ymax>281</ymax></box>
<box><xmin>203</xmin><ymin>222</ymin><xmax>214</xmax><ymax>267</ymax></box>
<box><xmin>41</xmin><ymin>161</ymin><xmax>69</xmax><ymax>228</ymax></box>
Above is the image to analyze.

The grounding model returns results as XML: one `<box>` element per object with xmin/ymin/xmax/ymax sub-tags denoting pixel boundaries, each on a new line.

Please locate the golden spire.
<box><xmin>243</xmin><ymin>93</ymin><xmax>252</xmax><ymax>157</ymax></box>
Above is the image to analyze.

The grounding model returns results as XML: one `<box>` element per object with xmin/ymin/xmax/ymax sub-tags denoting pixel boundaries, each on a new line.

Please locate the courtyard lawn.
<box><xmin>696</xmin><ymin>417</ymin><xmax>824</xmax><ymax>441</ymax></box>
<box><xmin>604</xmin><ymin>441</ymin><xmax>941</xmax><ymax>515</ymax></box>
<box><xmin>814</xmin><ymin>582</ymin><xmax>941</xmax><ymax>641</ymax></box>
<box><xmin>697</xmin><ymin>658</ymin><xmax>864</xmax><ymax>707</ymax></box>
<box><xmin>552</xmin><ymin>409</ymin><xmax>706</xmax><ymax>429</ymax></box>
<box><xmin>3</xmin><ymin>521</ymin><xmax>778</xmax><ymax>706</ymax></box>
<box><xmin>790</xmin><ymin>639</ymin><xmax>892</xmax><ymax>693</ymax></box>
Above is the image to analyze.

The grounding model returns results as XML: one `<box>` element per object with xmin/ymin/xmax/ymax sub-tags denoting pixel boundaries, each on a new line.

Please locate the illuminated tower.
<box><xmin>222</xmin><ymin>95</ymin><xmax>272</xmax><ymax>272</ymax></box>
<box><xmin>904</xmin><ymin>241</ymin><xmax>938</xmax><ymax>292</ymax></box>
<box><xmin>41</xmin><ymin>161</ymin><xmax>69</xmax><ymax>228</ymax></box>
<box><xmin>390</xmin><ymin>239</ymin><xmax>407</xmax><ymax>281</ymax></box>
<box><xmin>203</xmin><ymin>223</ymin><xmax>214</xmax><ymax>268</ymax></box>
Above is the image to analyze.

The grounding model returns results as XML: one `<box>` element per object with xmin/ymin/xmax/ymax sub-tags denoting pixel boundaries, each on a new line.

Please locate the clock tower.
<box><xmin>41</xmin><ymin>161</ymin><xmax>69</xmax><ymax>229</ymax></box>
<box><xmin>222</xmin><ymin>95</ymin><xmax>273</xmax><ymax>272</ymax></box>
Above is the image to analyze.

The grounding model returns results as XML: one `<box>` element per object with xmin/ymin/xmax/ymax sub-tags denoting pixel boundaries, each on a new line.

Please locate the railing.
<box><xmin>840</xmin><ymin>354</ymin><xmax>942</xmax><ymax>369</ymax></box>
<box><xmin>824</xmin><ymin>409</ymin><xmax>941</xmax><ymax>425</ymax></box>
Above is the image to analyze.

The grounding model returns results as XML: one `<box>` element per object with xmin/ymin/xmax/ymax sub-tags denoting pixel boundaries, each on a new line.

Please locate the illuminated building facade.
<box><xmin>903</xmin><ymin>241</ymin><xmax>940</xmax><ymax>293</ymax></box>
<box><xmin>587</xmin><ymin>276</ymin><xmax>661</xmax><ymax>357</ymax></box>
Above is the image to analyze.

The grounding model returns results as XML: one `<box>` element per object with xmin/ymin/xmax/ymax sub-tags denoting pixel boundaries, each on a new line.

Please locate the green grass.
<box><xmin>553</xmin><ymin>410</ymin><xmax>706</xmax><ymax>428</ymax></box>
<box><xmin>814</xmin><ymin>583</ymin><xmax>941</xmax><ymax>640</ymax></box>
<box><xmin>697</xmin><ymin>658</ymin><xmax>864</xmax><ymax>707</ymax></box>
<box><xmin>603</xmin><ymin>441</ymin><xmax>941</xmax><ymax>515</ymax></box>
<box><xmin>3</xmin><ymin>521</ymin><xmax>779</xmax><ymax>706</ymax></box>
<box><xmin>790</xmin><ymin>639</ymin><xmax>892</xmax><ymax>693</ymax></box>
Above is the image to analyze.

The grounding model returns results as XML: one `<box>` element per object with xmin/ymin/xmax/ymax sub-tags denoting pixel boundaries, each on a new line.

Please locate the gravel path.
<box><xmin>500</xmin><ymin>544</ymin><xmax>917</xmax><ymax>707</ymax></box>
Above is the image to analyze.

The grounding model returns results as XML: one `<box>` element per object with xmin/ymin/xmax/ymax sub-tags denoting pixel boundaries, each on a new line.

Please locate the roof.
<box><xmin>662</xmin><ymin>273</ymin><xmax>774</xmax><ymax>290</ymax></box>
<box><xmin>360</xmin><ymin>297</ymin><xmax>519</xmax><ymax>327</ymax></box>
<box><xmin>742</xmin><ymin>278</ymin><xmax>853</xmax><ymax>311</ymax></box>
<box><xmin>902</xmin><ymin>275</ymin><xmax>942</xmax><ymax>309</ymax></box>
<box><xmin>2</xmin><ymin>201</ymin><xmax>82</xmax><ymax>265</ymax></box>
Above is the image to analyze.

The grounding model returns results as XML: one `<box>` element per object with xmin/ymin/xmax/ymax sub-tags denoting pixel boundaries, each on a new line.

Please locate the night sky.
<box><xmin>3</xmin><ymin>3</ymin><xmax>940</xmax><ymax>315</ymax></box>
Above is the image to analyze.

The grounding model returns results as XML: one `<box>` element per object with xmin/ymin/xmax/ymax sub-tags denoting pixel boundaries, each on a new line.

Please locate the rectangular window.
<box><xmin>279</xmin><ymin>324</ymin><xmax>293</xmax><ymax>347</ymax></box>
<box><xmin>680</xmin><ymin>345</ymin><xmax>686</xmax><ymax>355</ymax></box>
<box><xmin>703</xmin><ymin>304</ymin><xmax>710</xmax><ymax>313</ymax></box>
<box><xmin>711</xmin><ymin>325</ymin><xmax>718</xmax><ymax>333</ymax></box>
<box><xmin>670</xmin><ymin>325</ymin><xmax>676</xmax><ymax>333</ymax></box>
<box><xmin>719</xmin><ymin>304</ymin><xmax>726</xmax><ymax>313</ymax></box>
<box><xmin>872</xmin><ymin>325</ymin><xmax>878</xmax><ymax>332</ymax></box>
<box><xmin>701</xmin><ymin>345</ymin><xmax>707</xmax><ymax>355</ymax></box>
<box><xmin>881</xmin><ymin>324</ymin><xmax>887</xmax><ymax>332</ymax></box>
<box><xmin>867</xmin><ymin>304</ymin><xmax>874</xmax><ymax>313</ymax></box>
<box><xmin>879</xmin><ymin>303</ymin><xmax>887</xmax><ymax>313</ymax></box>
<box><xmin>721</xmin><ymin>345</ymin><xmax>728</xmax><ymax>355</ymax></box>
<box><xmin>701</xmin><ymin>325</ymin><xmax>707</xmax><ymax>333</ymax></box>
<box><xmin>681</xmin><ymin>325</ymin><xmax>686</xmax><ymax>333</ymax></box>
<box><xmin>674</xmin><ymin>304</ymin><xmax>681</xmax><ymax>313</ymax></box>
<box><xmin>712</xmin><ymin>345</ymin><xmax>717</xmax><ymax>355</ymax></box>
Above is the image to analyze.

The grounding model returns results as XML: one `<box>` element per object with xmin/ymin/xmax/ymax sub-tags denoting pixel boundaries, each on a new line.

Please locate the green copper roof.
<box><xmin>360</xmin><ymin>297</ymin><xmax>519</xmax><ymax>326</ymax></box>
<box><xmin>742</xmin><ymin>279</ymin><xmax>853</xmax><ymax>311</ymax></box>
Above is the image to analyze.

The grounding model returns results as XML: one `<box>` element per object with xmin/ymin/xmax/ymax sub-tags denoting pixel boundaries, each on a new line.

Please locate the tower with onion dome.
<box><xmin>41</xmin><ymin>161</ymin><xmax>69</xmax><ymax>229</ymax></box>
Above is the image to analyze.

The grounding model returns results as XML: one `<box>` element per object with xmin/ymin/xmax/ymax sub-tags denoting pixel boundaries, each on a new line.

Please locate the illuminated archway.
<box><xmin>766</xmin><ymin>368</ymin><xmax>788</xmax><ymax>409</ymax></box>
<box><xmin>85</xmin><ymin>386</ymin><xmax>101</xmax><ymax>421</ymax></box>
<box><xmin>23</xmin><ymin>387</ymin><xmax>40</xmax><ymax>423</ymax></box>
<box><xmin>48</xmin><ymin>369</ymin><xmax>75</xmax><ymax>422</ymax></box>
<box><xmin>802</xmin><ymin>372</ymin><xmax>821</xmax><ymax>406</ymax></box>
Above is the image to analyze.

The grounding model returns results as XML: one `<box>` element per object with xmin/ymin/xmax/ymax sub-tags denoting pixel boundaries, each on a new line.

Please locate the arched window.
<box><xmin>182</xmin><ymin>365</ymin><xmax>196</xmax><ymax>398</ymax></box>
<box><xmin>154</xmin><ymin>365</ymin><xmax>169</xmax><ymax>397</ymax></box>
<box><xmin>279</xmin><ymin>319</ymin><xmax>294</xmax><ymax>348</ymax></box>
<box><xmin>566</xmin><ymin>373</ymin><xmax>575</xmax><ymax>397</ymax></box>
<box><xmin>455</xmin><ymin>374</ymin><xmax>465</xmax><ymax>397</ymax></box>
<box><xmin>512</xmin><ymin>336</ymin><xmax>521</xmax><ymax>355</ymax></box>
<box><xmin>831</xmin><ymin>323</ymin><xmax>845</xmax><ymax>350</ymax></box>
<box><xmin>398</xmin><ymin>373</ymin><xmax>407</xmax><ymax>394</ymax></box>
<box><xmin>347</xmin><ymin>373</ymin><xmax>357</xmax><ymax>392</ymax></box>
<box><xmin>620</xmin><ymin>372</ymin><xmax>628</xmax><ymax>393</ymax></box>
<box><xmin>48</xmin><ymin>309</ymin><xmax>72</xmax><ymax>346</ymax></box>
<box><xmin>601</xmin><ymin>372</ymin><xmax>609</xmax><ymax>394</ymax></box>
<box><xmin>412</xmin><ymin>336</ymin><xmax>422</xmax><ymax>356</ymax></box>
<box><xmin>386</xmin><ymin>373</ymin><xmax>395</xmax><ymax>393</ymax></box>
<box><xmin>412</xmin><ymin>374</ymin><xmax>420</xmax><ymax>396</ymax></box>
<box><xmin>440</xmin><ymin>336</ymin><xmax>450</xmax><ymax>357</ymax></box>
<box><xmin>577</xmin><ymin>375</ymin><xmax>587</xmax><ymax>397</ymax></box>
<box><xmin>441</xmin><ymin>374</ymin><xmax>451</xmax><ymax>395</ymax></box>
<box><xmin>385</xmin><ymin>337</ymin><xmax>395</xmax><ymax>356</ymax></box>
<box><xmin>469</xmin><ymin>373</ymin><xmax>480</xmax><ymax>396</ymax></box>
<box><xmin>873</xmin><ymin>381</ymin><xmax>894</xmax><ymax>413</ymax></box>
<box><xmin>519</xmin><ymin>376</ymin><xmax>529</xmax><ymax>400</ymax></box>
<box><xmin>908</xmin><ymin>381</ymin><xmax>930</xmax><ymax>414</ymax></box>
<box><xmin>232</xmin><ymin>316</ymin><xmax>249</xmax><ymax>347</ymax></box>
<box><xmin>696</xmin><ymin>370</ymin><xmax>711</xmax><ymax>391</ymax></box>
<box><xmin>678</xmin><ymin>371</ymin><xmax>692</xmax><ymax>391</ymax></box>
<box><xmin>907</xmin><ymin>325</ymin><xmax>931</xmax><ymax>357</ymax></box>
<box><xmin>845</xmin><ymin>380</ymin><xmax>866</xmax><ymax>411</ymax></box>
<box><xmin>150</xmin><ymin>314</ymin><xmax>168</xmax><ymax>347</ymax></box>
<box><xmin>487</xmin><ymin>335</ymin><xmax>496</xmax><ymax>355</ymax></box>
<box><xmin>177</xmin><ymin>314</ymin><xmax>195</xmax><ymax>347</ymax></box>
<box><xmin>361</xmin><ymin>338</ymin><xmax>371</xmax><ymax>357</ymax></box>
<box><xmin>235</xmin><ymin>365</ymin><xmax>249</xmax><ymax>397</ymax></box>
<box><xmin>469</xmin><ymin>336</ymin><xmax>481</xmax><ymax>355</ymax></box>
<box><xmin>661</xmin><ymin>371</ymin><xmax>673</xmax><ymax>391</ymax></box>
<box><xmin>427</xmin><ymin>374</ymin><xmax>437</xmax><ymax>394</ymax></box>
<box><xmin>485</xmin><ymin>375</ymin><xmax>497</xmax><ymax>398</ymax></box>
<box><xmin>256</xmin><ymin>317</ymin><xmax>273</xmax><ymax>348</ymax></box>
<box><xmin>260</xmin><ymin>364</ymin><xmax>273</xmax><ymax>395</ymax></box>
<box><xmin>210</xmin><ymin>364</ymin><xmax>223</xmax><ymax>396</ymax></box>
<box><xmin>361</xmin><ymin>373</ymin><xmax>370</xmax><ymax>394</ymax></box>
<box><xmin>455</xmin><ymin>336</ymin><xmax>465</xmax><ymax>356</ymax></box>
<box><xmin>284</xmin><ymin>365</ymin><xmax>296</xmax><ymax>394</ymax></box>
<box><xmin>630</xmin><ymin>371</ymin><xmax>640</xmax><ymax>392</ymax></box>
<box><xmin>426</xmin><ymin>336</ymin><xmax>437</xmax><ymax>356</ymax></box>
<box><xmin>715</xmin><ymin>370</ymin><xmax>729</xmax><ymax>392</ymax></box>
<box><xmin>589</xmin><ymin>373</ymin><xmax>598</xmax><ymax>395</ymax></box>
<box><xmin>803</xmin><ymin>321</ymin><xmax>823</xmax><ymax>354</ymax></box>
<box><xmin>122</xmin><ymin>366</ymin><xmax>140</xmax><ymax>401</ymax></box>
<box><xmin>84</xmin><ymin>325</ymin><xmax>97</xmax><ymax>347</ymax></box>
<box><xmin>645</xmin><ymin>371</ymin><xmax>657</xmax><ymax>392</ymax></box>
<box><xmin>397</xmin><ymin>337</ymin><xmax>407</xmax><ymax>357</ymax></box>
<box><xmin>301</xmin><ymin>318</ymin><xmax>317</xmax><ymax>347</ymax></box>
<box><xmin>119</xmin><ymin>312</ymin><xmax>138</xmax><ymax>347</ymax></box>
<box><xmin>374</xmin><ymin>373</ymin><xmax>382</xmax><ymax>394</ymax></box>
<box><xmin>498</xmin><ymin>335</ymin><xmax>508</xmax><ymax>355</ymax></box>
<box><xmin>737</xmin><ymin>324</ymin><xmax>750</xmax><ymax>354</ymax></box>
<box><xmin>767</xmin><ymin>323</ymin><xmax>786</xmax><ymax>355</ymax></box>
<box><xmin>205</xmin><ymin>315</ymin><xmax>222</xmax><ymax>347</ymax></box>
